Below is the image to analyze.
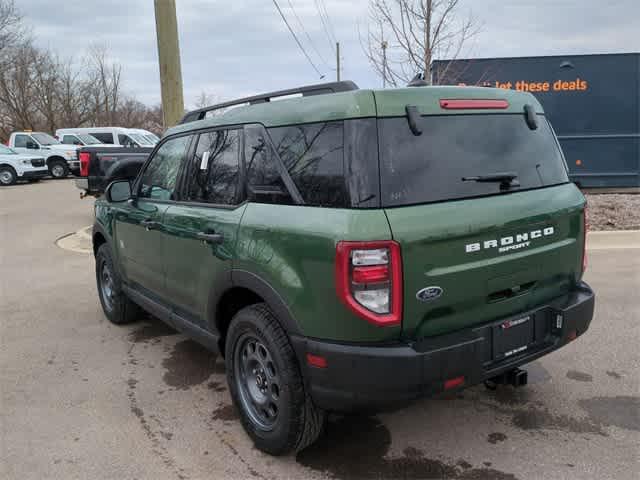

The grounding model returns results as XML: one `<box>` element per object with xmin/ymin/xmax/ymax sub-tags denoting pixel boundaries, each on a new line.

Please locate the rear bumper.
<box><xmin>292</xmin><ymin>282</ymin><xmax>595</xmax><ymax>413</ymax></box>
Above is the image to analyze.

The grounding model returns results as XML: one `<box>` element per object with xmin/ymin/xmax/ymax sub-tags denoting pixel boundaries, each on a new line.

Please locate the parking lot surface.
<box><xmin>1</xmin><ymin>180</ymin><xmax>639</xmax><ymax>480</ymax></box>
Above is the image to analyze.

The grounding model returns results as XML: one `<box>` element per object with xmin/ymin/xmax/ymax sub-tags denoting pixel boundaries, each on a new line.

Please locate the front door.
<box><xmin>115</xmin><ymin>135</ymin><xmax>191</xmax><ymax>299</ymax></box>
<box><xmin>163</xmin><ymin>128</ymin><xmax>245</xmax><ymax>328</ymax></box>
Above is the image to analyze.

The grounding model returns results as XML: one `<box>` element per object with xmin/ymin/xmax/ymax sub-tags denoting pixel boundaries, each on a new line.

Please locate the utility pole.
<box><xmin>154</xmin><ymin>0</ymin><xmax>185</xmax><ymax>128</ymax></box>
<box><xmin>336</xmin><ymin>42</ymin><xmax>341</xmax><ymax>82</ymax></box>
<box><xmin>381</xmin><ymin>39</ymin><xmax>388</xmax><ymax>88</ymax></box>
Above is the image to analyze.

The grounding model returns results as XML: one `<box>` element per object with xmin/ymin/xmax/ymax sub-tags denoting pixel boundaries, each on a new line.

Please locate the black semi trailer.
<box><xmin>433</xmin><ymin>53</ymin><xmax>639</xmax><ymax>188</ymax></box>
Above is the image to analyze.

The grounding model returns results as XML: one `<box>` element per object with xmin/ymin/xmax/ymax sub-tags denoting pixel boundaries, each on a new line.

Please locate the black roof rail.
<box><xmin>179</xmin><ymin>80</ymin><xmax>359</xmax><ymax>125</ymax></box>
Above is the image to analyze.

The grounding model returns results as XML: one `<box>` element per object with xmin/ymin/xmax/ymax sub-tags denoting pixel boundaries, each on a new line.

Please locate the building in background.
<box><xmin>433</xmin><ymin>53</ymin><xmax>639</xmax><ymax>188</ymax></box>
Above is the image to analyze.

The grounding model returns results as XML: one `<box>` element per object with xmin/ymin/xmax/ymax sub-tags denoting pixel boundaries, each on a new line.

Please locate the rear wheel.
<box><xmin>0</xmin><ymin>166</ymin><xmax>17</xmax><ymax>186</ymax></box>
<box><xmin>96</xmin><ymin>244</ymin><xmax>140</xmax><ymax>325</ymax></box>
<box><xmin>48</xmin><ymin>160</ymin><xmax>69</xmax><ymax>179</ymax></box>
<box><xmin>225</xmin><ymin>304</ymin><xmax>325</xmax><ymax>455</ymax></box>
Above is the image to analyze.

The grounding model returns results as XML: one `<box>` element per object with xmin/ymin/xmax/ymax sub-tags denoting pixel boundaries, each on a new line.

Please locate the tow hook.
<box><xmin>80</xmin><ymin>190</ymin><xmax>88</xmax><ymax>199</ymax></box>
<box><xmin>484</xmin><ymin>368</ymin><xmax>528</xmax><ymax>390</ymax></box>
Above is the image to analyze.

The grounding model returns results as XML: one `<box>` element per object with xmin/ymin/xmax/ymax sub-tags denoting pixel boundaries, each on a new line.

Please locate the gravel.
<box><xmin>585</xmin><ymin>194</ymin><xmax>640</xmax><ymax>231</ymax></box>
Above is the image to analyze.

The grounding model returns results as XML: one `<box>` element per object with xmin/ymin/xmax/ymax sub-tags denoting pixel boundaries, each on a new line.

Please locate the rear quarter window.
<box><xmin>379</xmin><ymin>114</ymin><xmax>569</xmax><ymax>207</ymax></box>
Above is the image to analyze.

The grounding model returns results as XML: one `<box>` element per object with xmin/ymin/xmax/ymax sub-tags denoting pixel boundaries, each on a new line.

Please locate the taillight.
<box><xmin>582</xmin><ymin>205</ymin><xmax>588</xmax><ymax>273</ymax></box>
<box><xmin>335</xmin><ymin>241</ymin><xmax>402</xmax><ymax>327</ymax></box>
<box><xmin>79</xmin><ymin>152</ymin><xmax>90</xmax><ymax>177</ymax></box>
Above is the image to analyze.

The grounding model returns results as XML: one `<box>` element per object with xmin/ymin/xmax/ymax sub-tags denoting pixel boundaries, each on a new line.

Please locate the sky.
<box><xmin>17</xmin><ymin>0</ymin><xmax>640</xmax><ymax>108</ymax></box>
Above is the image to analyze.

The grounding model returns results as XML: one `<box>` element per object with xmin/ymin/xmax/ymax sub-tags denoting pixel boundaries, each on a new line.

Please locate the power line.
<box><xmin>286</xmin><ymin>0</ymin><xmax>330</xmax><ymax>69</ymax></box>
<box><xmin>314</xmin><ymin>0</ymin><xmax>336</xmax><ymax>54</ymax></box>
<box><xmin>272</xmin><ymin>0</ymin><xmax>325</xmax><ymax>78</ymax></box>
<box><xmin>318</xmin><ymin>0</ymin><xmax>338</xmax><ymax>46</ymax></box>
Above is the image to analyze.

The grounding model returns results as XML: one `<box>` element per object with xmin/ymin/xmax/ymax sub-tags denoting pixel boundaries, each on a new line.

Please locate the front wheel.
<box><xmin>225</xmin><ymin>304</ymin><xmax>325</xmax><ymax>455</ymax></box>
<box><xmin>48</xmin><ymin>160</ymin><xmax>69</xmax><ymax>179</ymax></box>
<box><xmin>95</xmin><ymin>244</ymin><xmax>140</xmax><ymax>325</ymax></box>
<box><xmin>0</xmin><ymin>166</ymin><xmax>17</xmax><ymax>186</ymax></box>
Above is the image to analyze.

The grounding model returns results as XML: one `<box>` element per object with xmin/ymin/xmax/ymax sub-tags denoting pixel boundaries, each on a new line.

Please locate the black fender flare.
<box><xmin>104</xmin><ymin>157</ymin><xmax>146</xmax><ymax>184</ymax></box>
<box><xmin>228</xmin><ymin>270</ymin><xmax>302</xmax><ymax>336</ymax></box>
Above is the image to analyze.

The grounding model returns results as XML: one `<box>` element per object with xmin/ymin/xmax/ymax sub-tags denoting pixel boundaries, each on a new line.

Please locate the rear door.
<box><xmin>115</xmin><ymin>135</ymin><xmax>191</xmax><ymax>298</ymax></box>
<box><xmin>378</xmin><ymin>113</ymin><xmax>586</xmax><ymax>341</ymax></box>
<box><xmin>162</xmin><ymin>128</ymin><xmax>246</xmax><ymax>328</ymax></box>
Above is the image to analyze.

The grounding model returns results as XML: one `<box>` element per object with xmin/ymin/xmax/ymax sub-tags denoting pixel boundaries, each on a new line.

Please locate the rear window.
<box><xmin>379</xmin><ymin>114</ymin><xmax>569</xmax><ymax>207</ymax></box>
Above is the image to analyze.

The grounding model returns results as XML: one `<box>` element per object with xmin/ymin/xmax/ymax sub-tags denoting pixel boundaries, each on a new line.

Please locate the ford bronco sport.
<box><xmin>92</xmin><ymin>81</ymin><xmax>594</xmax><ymax>455</ymax></box>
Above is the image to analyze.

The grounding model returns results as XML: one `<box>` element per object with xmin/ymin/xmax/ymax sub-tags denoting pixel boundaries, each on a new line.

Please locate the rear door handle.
<box><xmin>140</xmin><ymin>219</ymin><xmax>160</xmax><ymax>231</ymax></box>
<box><xmin>196</xmin><ymin>231</ymin><xmax>224</xmax><ymax>244</ymax></box>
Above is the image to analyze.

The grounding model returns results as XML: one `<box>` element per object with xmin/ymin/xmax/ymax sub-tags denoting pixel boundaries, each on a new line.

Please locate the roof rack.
<box><xmin>179</xmin><ymin>80</ymin><xmax>359</xmax><ymax>124</ymax></box>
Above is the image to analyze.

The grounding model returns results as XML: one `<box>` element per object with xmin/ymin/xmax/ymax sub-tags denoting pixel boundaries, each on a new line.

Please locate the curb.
<box><xmin>587</xmin><ymin>230</ymin><xmax>640</xmax><ymax>250</ymax></box>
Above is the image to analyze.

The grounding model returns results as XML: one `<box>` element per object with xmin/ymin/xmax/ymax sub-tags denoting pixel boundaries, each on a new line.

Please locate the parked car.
<box><xmin>8</xmin><ymin>131</ymin><xmax>80</xmax><ymax>178</ymax></box>
<box><xmin>55</xmin><ymin>127</ymin><xmax>159</xmax><ymax>148</ymax></box>
<box><xmin>57</xmin><ymin>132</ymin><xmax>116</xmax><ymax>148</ymax></box>
<box><xmin>75</xmin><ymin>146</ymin><xmax>152</xmax><ymax>197</ymax></box>
<box><xmin>0</xmin><ymin>143</ymin><xmax>48</xmax><ymax>185</ymax></box>
<box><xmin>92</xmin><ymin>81</ymin><xmax>594</xmax><ymax>455</ymax></box>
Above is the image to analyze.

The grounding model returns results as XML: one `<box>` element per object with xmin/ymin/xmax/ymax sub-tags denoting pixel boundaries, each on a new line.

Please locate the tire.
<box><xmin>95</xmin><ymin>244</ymin><xmax>141</xmax><ymax>325</ymax></box>
<box><xmin>225</xmin><ymin>304</ymin><xmax>326</xmax><ymax>456</ymax></box>
<box><xmin>48</xmin><ymin>160</ymin><xmax>69</xmax><ymax>179</ymax></box>
<box><xmin>0</xmin><ymin>166</ymin><xmax>17</xmax><ymax>186</ymax></box>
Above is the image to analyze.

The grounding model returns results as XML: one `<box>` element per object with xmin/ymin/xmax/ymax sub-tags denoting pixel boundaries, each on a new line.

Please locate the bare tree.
<box><xmin>86</xmin><ymin>44</ymin><xmax>122</xmax><ymax>125</ymax></box>
<box><xmin>362</xmin><ymin>0</ymin><xmax>479</xmax><ymax>86</ymax></box>
<box><xmin>0</xmin><ymin>0</ymin><xmax>24</xmax><ymax>63</ymax></box>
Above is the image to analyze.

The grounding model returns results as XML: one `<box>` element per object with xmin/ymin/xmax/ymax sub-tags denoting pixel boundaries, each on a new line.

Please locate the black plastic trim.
<box><xmin>230</xmin><ymin>270</ymin><xmax>302</xmax><ymax>335</ymax></box>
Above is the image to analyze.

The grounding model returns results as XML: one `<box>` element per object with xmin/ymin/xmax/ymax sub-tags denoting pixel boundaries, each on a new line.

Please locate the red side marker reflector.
<box><xmin>444</xmin><ymin>376</ymin><xmax>465</xmax><ymax>390</ymax></box>
<box><xmin>306</xmin><ymin>353</ymin><xmax>328</xmax><ymax>369</ymax></box>
<box><xmin>567</xmin><ymin>330</ymin><xmax>578</xmax><ymax>342</ymax></box>
<box><xmin>440</xmin><ymin>99</ymin><xmax>509</xmax><ymax>110</ymax></box>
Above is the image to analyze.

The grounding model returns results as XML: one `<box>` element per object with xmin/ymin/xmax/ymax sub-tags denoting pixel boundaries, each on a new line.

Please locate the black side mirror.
<box><xmin>26</xmin><ymin>141</ymin><xmax>39</xmax><ymax>149</ymax></box>
<box><xmin>106</xmin><ymin>180</ymin><xmax>132</xmax><ymax>203</ymax></box>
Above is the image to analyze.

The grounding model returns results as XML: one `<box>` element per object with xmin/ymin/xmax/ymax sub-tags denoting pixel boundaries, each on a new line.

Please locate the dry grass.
<box><xmin>585</xmin><ymin>194</ymin><xmax>640</xmax><ymax>231</ymax></box>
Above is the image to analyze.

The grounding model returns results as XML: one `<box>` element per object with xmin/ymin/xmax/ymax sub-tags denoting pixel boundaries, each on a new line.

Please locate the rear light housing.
<box><xmin>439</xmin><ymin>99</ymin><xmax>509</xmax><ymax>110</ymax></box>
<box><xmin>582</xmin><ymin>205</ymin><xmax>588</xmax><ymax>273</ymax></box>
<box><xmin>335</xmin><ymin>241</ymin><xmax>402</xmax><ymax>327</ymax></box>
<box><xmin>79</xmin><ymin>152</ymin><xmax>90</xmax><ymax>177</ymax></box>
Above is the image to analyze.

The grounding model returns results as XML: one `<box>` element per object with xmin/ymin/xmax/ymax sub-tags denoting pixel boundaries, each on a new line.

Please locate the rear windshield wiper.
<box><xmin>462</xmin><ymin>172</ymin><xmax>520</xmax><ymax>189</ymax></box>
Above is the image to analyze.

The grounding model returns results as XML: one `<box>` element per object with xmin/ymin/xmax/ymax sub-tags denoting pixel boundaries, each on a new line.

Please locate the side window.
<box><xmin>119</xmin><ymin>134</ymin><xmax>136</xmax><ymax>147</ymax></box>
<box><xmin>245</xmin><ymin>125</ymin><xmax>293</xmax><ymax>205</ymax></box>
<box><xmin>62</xmin><ymin>135</ymin><xmax>80</xmax><ymax>145</ymax></box>
<box><xmin>268</xmin><ymin>121</ymin><xmax>347</xmax><ymax>208</ymax></box>
<box><xmin>185</xmin><ymin>129</ymin><xmax>240</xmax><ymax>205</ymax></box>
<box><xmin>92</xmin><ymin>133</ymin><xmax>114</xmax><ymax>144</ymax></box>
<box><xmin>14</xmin><ymin>135</ymin><xmax>28</xmax><ymax>148</ymax></box>
<box><xmin>138</xmin><ymin>136</ymin><xmax>190</xmax><ymax>201</ymax></box>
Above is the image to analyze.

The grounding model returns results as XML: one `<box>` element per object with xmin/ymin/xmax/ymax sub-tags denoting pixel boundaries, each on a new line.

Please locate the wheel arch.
<box><xmin>47</xmin><ymin>155</ymin><xmax>66</xmax><ymax>165</ymax></box>
<box><xmin>213</xmin><ymin>270</ymin><xmax>302</xmax><ymax>355</ymax></box>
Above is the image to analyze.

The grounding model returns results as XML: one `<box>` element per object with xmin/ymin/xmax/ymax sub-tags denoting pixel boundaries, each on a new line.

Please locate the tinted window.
<box><xmin>245</xmin><ymin>125</ymin><xmax>293</xmax><ymax>205</ymax></box>
<box><xmin>139</xmin><ymin>136</ymin><xmax>190</xmax><ymax>201</ymax></box>
<box><xmin>185</xmin><ymin>129</ymin><xmax>240</xmax><ymax>205</ymax></box>
<box><xmin>62</xmin><ymin>135</ymin><xmax>80</xmax><ymax>145</ymax></box>
<box><xmin>92</xmin><ymin>133</ymin><xmax>114</xmax><ymax>144</ymax></box>
<box><xmin>268</xmin><ymin>121</ymin><xmax>347</xmax><ymax>208</ymax></box>
<box><xmin>379</xmin><ymin>114</ymin><xmax>569</xmax><ymax>206</ymax></box>
<box><xmin>119</xmin><ymin>134</ymin><xmax>136</xmax><ymax>147</ymax></box>
<box><xmin>32</xmin><ymin>133</ymin><xmax>58</xmax><ymax>145</ymax></box>
<box><xmin>14</xmin><ymin>135</ymin><xmax>28</xmax><ymax>148</ymax></box>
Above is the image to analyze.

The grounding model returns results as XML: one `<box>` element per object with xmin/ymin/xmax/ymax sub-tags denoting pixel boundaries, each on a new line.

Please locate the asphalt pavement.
<box><xmin>1</xmin><ymin>179</ymin><xmax>638</xmax><ymax>480</ymax></box>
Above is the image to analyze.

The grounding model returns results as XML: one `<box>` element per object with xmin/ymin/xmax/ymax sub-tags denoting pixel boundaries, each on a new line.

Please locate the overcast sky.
<box><xmin>18</xmin><ymin>0</ymin><xmax>640</xmax><ymax>108</ymax></box>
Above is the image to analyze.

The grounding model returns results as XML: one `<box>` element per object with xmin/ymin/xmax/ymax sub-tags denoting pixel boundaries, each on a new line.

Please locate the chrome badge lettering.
<box><xmin>465</xmin><ymin>227</ymin><xmax>555</xmax><ymax>254</ymax></box>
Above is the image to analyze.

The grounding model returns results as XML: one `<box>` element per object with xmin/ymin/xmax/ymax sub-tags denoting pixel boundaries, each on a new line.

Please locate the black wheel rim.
<box><xmin>100</xmin><ymin>260</ymin><xmax>115</xmax><ymax>312</ymax></box>
<box><xmin>0</xmin><ymin>170</ymin><xmax>13</xmax><ymax>184</ymax></box>
<box><xmin>234</xmin><ymin>334</ymin><xmax>281</xmax><ymax>431</ymax></box>
<box><xmin>51</xmin><ymin>164</ymin><xmax>65</xmax><ymax>177</ymax></box>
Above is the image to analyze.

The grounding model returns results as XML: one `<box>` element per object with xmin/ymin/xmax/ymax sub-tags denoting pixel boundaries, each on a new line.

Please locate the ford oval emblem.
<box><xmin>416</xmin><ymin>286</ymin><xmax>443</xmax><ymax>302</ymax></box>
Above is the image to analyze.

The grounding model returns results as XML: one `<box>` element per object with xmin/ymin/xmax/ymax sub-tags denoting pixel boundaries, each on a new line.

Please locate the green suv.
<box><xmin>93</xmin><ymin>81</ymin><xmax>594</xmax><ymax>455</ymax></box>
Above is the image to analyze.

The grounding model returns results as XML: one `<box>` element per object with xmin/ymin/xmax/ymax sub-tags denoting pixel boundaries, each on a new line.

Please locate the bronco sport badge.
<box><xmin>465</xmin><ymin>226</ymin><xmax>555</xmax><ymax>254</ymax></box>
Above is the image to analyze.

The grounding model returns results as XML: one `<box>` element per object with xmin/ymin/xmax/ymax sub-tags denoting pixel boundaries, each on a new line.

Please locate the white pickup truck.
<box><xmin>8</xmin><ymin>131</ymin><xmax>80</xmax><ymax>178</ymax></box>
<box><xmin>0</xmin><ymin>144</ymin><xmax>48</xmax><ymax>186</ymax></box>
